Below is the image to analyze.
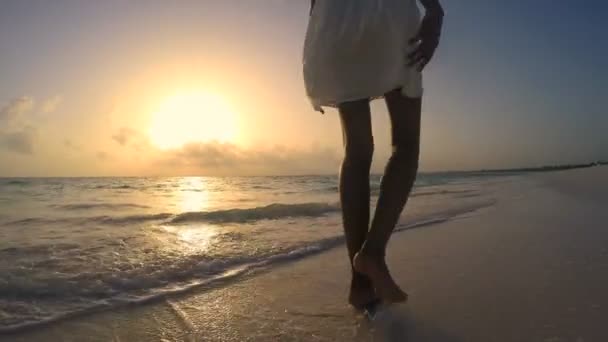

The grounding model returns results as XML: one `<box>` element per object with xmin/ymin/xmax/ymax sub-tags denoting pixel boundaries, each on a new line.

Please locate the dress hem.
<box><xmin>310</xmin><ymin>84</ymin><xmax>423</xmax><ymax>112</ymax></box>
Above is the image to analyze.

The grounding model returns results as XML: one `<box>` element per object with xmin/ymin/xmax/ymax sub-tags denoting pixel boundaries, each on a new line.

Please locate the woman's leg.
<box><xmin>354</xmin><ymin>89</ymin><xmax>422</xmax><ymax>303</ymax></box>
<box><xmin>337</xmin><ymin>99</ymin><xmax>377</xmax><ymax>309</ymax></box>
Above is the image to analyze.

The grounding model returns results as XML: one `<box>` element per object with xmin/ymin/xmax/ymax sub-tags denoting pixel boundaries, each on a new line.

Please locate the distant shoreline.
<box><xmin>455</xmin><ymin>161</ymin><xmax>606</xmax><ymax>175</ymax></box>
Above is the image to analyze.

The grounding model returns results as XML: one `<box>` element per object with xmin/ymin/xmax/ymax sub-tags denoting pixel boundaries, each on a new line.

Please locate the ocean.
<box><xmin>0</xmin><ymin>172</ymin><xmax>507</xmax><ymax>332</ymax></box>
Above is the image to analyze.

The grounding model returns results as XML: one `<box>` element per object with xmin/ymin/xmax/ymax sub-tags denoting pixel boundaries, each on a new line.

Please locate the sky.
<box><xmin>0</xmin><ymin>0</ymin><xmax>606</xmax><ymax>177</ymax></box>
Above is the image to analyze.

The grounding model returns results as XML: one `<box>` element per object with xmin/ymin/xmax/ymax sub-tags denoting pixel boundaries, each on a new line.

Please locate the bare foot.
<box><xmin>353</xmin><ymin>252</ymin><xmax>408</xmax><ymax>303</ymax></box>
<box><xmin>349</xmin><ymin>283</ymin><xmax>377</xmax><ymax>310</ymax></box>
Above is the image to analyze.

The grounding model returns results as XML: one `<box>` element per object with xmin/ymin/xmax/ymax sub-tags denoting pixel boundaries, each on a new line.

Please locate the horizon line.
<box><xmin>1</xmin><ymin>162</ymin><xmax>605</xmax><ymax>179</ymax></box>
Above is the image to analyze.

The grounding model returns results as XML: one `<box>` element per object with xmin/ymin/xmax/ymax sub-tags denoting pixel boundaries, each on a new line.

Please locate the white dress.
<box><xmin>303</xmin><ymin>0</ymin><xmax>423</xmax><ymax>112</ymax></box>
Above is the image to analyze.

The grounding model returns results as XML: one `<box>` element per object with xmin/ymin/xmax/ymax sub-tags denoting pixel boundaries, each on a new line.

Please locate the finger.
<box><xmin>407</xmin><ymin>53</ymin><xmax>423</xmax><ymax>67</ymax></box>
<box><xmin>409</xmin><ymin>33</ymin><xmax>422</xmax><ymax>45</ymax></box>
<box><xmin>414</xmin><ymin>55</ymin><xmax>427</xmax><ymax>65</ymax></box>
<box><xmin>427</xmin><ymin>38</ymin><xmax>440</xmax><ymax>50</ymax></box>
<box><xmin>418</xmin><ymin>51</ymin><xmax>436</xmax><ymax>71</ymax></box>
<box><xmin>419</xmin><ymin>44</ymin><xmax>436</xmax><ymax>59</ymax></box>
<box><xmin>407</xmin><ymin>48</ymin><xmax>421</xmax><ymax>60</ymax></box>
<box><xmin>417</xmin><ymin>58</ymin><xmax>429</xmax><ymax>72</ymax></box>
<box><xmin>411</xmin><ymin>55</ymin><xmax>427</xmax><ymax>69</ymax></box>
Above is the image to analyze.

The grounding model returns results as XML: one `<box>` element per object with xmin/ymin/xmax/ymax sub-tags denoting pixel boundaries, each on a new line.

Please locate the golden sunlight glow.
<box><xmin>160</xmin><ymin>225</ymin><xmax>218</xmax><ymax>252</ymax></box>
<box><xmin>149</xmin><ymin>90</ymin><xmax>238</xmax><ymax>149</ymax></box>
<box><xmin>177</xmin><ymin>177</ymin><xmax>209</xmax><ymax>212</ymax></box>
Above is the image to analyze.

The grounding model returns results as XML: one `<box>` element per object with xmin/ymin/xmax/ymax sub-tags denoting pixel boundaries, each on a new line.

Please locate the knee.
<box><xmin>344</xmin><ymin>139</ymin><xmax>374</xmax><ymax>167</ymax></box>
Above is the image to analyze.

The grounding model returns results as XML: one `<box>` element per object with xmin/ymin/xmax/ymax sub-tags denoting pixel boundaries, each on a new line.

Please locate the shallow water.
<box><xmin>0</xmin><ymin>173</ymin><xmax>506</xmax><ymax>332</ymax></box>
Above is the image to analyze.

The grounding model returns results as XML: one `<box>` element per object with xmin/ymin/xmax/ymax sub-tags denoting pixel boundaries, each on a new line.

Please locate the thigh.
<box><xmin>338</xmin><ymin>99</ymin><xmax>373</xmax><ymax>148</ymax></box>
<box><xmin>384</xmin><ymin>89</ymin><xmax>422</xmax><ymax>147</ymax></box>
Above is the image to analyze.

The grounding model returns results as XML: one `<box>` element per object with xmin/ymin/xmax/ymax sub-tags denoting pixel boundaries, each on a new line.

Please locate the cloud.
<box><xmin>96</xmin><ymin>151</ymin><xmax>109</xmax><ymax>160</ymax></box>
<box><xmin>158</xmin><ymin>141</ymin><xmax>342</xmax><ymax>175</ymax></box>
<box><xmin>0</xmin><ymin>95</ymin><xmax>63</xmax><ymax>155</ymax></box>
<box><xmin>0</xmin><ymin>96</ymin><xmax>34</xmax><ymax>124</ymax></box>
<box><xmin>40</xmin><ymin>96</ymin><xmax>62</xmax><ymax>114</ymax></box>
<box><xmin>0</xmin><ymin>97</ymin><xmax>37</xmax><ymax>155</ymax></box>
<box><xmin>111</xmin><ymin>128</ymin><xmax>152</xmax><ymax>153</ymax></box>
<box><xmin>112</xmin><ymin>127</ymin><xmax>152</xmax><ymax>150</ymax></box>
<box><xmin>64</xmin><ymin>139</ymin><xmax>81</xmax><ymax>151</ymax></box>
<box><xmin>0</xmin><ymin>128</ymin><xmax>36</xmax><ymax>154</ymax></box>
<box><xmin>112</xmin><ymin>127</ymin><xmax>137</xmax><ymax>146</ymax></box>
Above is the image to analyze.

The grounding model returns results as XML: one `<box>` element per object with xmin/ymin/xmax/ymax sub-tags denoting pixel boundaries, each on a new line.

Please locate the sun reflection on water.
<box><xmin>157</xmin><ymin>224</ymin><xmax>218</xmax><ymax>254</ymax></box>
<box><xmin>177</xmin><ymin>177</ymin><xmax>209</xmax><ymax>213</ymax></box>
<box><xmin>153</xmin><ymin>177</ymin><xmax>218</xmax><ymax>254</ymax></box>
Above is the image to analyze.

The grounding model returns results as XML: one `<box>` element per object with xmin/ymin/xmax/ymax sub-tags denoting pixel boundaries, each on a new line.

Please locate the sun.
<box><xmin>149</xmin><ymin>90</ymin><xmax>238</xmax><ymax>149</ymax></box>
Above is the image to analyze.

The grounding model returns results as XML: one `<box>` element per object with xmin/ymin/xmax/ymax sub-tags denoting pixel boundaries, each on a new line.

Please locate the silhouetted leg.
<box><xmin>354</xmin><ymin>89</ymin><xmax>421</xmax><ymax>303</ymax></box>
<box><xmin>338</xmin><ymin>99</ymin><xmax>377</xmax><ymax>309</ymax></box>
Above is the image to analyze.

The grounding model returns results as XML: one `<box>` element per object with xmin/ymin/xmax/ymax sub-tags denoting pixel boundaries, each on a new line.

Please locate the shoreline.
<box><xmin>3</xmin><ymin>166</ymin><xmax>608</xmax><ymax>341</ymax></box>
<box><xmin>0</xmin><ymin>201</ymin><xmax>492</xmax><ymax>337</ymax></box>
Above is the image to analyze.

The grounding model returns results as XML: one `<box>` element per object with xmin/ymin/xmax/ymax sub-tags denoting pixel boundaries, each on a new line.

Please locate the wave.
<box><xmin>169</xmin><ymin>202</ymin><xmax>340</xmax><ymax>224</ymax></box>
<box><xmin>2</xmin><ymin>213</ymin><xmax>172</xmax><ymax>227</ymax></box>
<box><xmin>51</xmin><ymin>203</ymin><xmax>150</xmax><ymax>210</ymax></box>
<box><xmin>0</xmin><ymin>236</ymin><xmax>346</xmax><ymax>334</ymax></box>
<box><xmin>370</xmin><ymin>187</ymin><xmax>479</xmax><ymax>198</ymax></box>
<box><xmin>96</xmin><ymin>213</ymin><xmax>173</xmax><ymax>225</ymax></box>
<box><xmin>1</xmin><ymin>242</ymin><xmax>79</xmax><ymax>253</ymax></box>
<box><xmin>4</xmin><ymin>196</ymin><xmax>486</xmax><ymax>229</ymax></box>
<box><xmin>315</xmin><ymin>186</ymin><xmax>339</xmax><ymax>193</ymax></box>
<box><xmin>0</xmin><ymin>179</ymin><xmax>30</xmax><ymax>186</ymax></box>
<box><xmin>0</xmin><ymin>199</ymin><xmax>495</xmax><ymax>334</ymax></box>
<box><xmin>410</xmin><ymin>189</ymin><xmax>478</xmax><ymax>198</ymax></box>
<box><xmin>93</xmin><ymin>184</ymin><xmax>135</xmax><ymax>190</ymax></box>
<box><xmin>3</xmin><ymin>202</ymin><xmax>341</xmax><ymax>228</ymax></box>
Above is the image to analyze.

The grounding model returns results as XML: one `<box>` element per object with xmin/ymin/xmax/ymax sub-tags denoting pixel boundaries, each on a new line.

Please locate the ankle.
<box><xmin>350</xmin><ymin>267</ymin><xmax>373</xmax><ymax>289</ymax></box>
<box><xmin>358</xmin><ymin>244</ymin><xmax>385</xmax><ymax>261</ymax></box>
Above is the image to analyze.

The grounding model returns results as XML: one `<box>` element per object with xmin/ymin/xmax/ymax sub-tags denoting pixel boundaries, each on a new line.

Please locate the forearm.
<box><xmin>418</xmin><ymin>0</ymin><xmax>444</xmax><ymax>16</ymax></box>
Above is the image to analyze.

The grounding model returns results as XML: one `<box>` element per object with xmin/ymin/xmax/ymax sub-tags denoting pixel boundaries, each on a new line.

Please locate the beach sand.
<box><xmin>5</xmin><ymin>166</ymin><xmax>608</xmax><ymax>341</ymax></box>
